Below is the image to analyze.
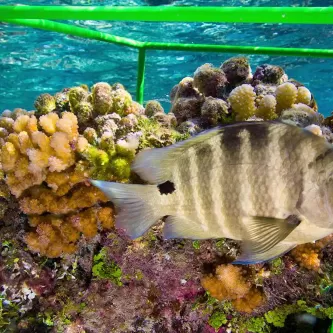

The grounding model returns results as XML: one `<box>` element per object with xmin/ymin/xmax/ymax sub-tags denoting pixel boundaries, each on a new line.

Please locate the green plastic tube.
<box><xmin>1</xmin><ymin>6</ymin><xmax>333</xmax><ymax>24</ymax></box>
<box><xmin>142</xmin><ymin>41</ymin><xmax>333</xmax><ymax>58</ymax></box>
<box><xmin>136</xmin><ymin>48</ymin><xmax>146</xmax><ymax>104</ymax></box>
<box><xmin>4</xmin><ymin>19</ymin><xmax>333</xmax><ymax>59</ymax></box>
<box><xmin>4</xmin><ymin>18</ymin><xmax>144</xmax><ymax>48</ymax></box>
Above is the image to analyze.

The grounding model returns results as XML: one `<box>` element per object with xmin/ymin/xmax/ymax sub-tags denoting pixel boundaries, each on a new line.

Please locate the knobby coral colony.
<box><xmin>1</xmin><ymin>57</ymin><xmax>333</xmax><ymax>332</ymax></box>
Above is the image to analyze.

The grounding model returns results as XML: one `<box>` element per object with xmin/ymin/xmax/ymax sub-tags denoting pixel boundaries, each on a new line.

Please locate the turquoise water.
<box><xmin>0</xmin><ymin>0</ymin><xmax>332</xmax><ymax>115</ymax></box>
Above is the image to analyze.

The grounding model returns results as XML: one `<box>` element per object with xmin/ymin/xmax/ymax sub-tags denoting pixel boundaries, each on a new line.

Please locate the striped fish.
<box><xmin>91</xmin><ymin>121</ymin><xmax>333</xmax><ymax>264</ymax></box>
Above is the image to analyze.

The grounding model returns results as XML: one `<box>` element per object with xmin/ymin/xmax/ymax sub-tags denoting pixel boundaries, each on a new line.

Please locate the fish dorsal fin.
<box><xmin>237</xmin><ymin>215</ymin><xmax>301</xmax><ymax>263</ymax></box>
<box><xmin>132</xmin><ymin>127</ymin><xmax>222</xmax><ymax>184</ymax></box>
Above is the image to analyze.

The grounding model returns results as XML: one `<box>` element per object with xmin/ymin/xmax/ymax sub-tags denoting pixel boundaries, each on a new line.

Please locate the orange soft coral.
<box><xmin>201</xmin><ymin>264</ymin><xmax>265</xmax><ymax>313</ymax></box>
<box><xmin>291</xmin><ymin>234</ymin><xmax>333</xmax><ymax>271</ymax></box>
<box><xmin>19</xmin><ymin>184</ymin><xmax>108</xmax><ymax>215</ymax></box>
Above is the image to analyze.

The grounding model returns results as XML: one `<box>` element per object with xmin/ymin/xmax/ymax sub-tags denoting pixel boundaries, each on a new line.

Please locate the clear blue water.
<box><xmin>0</xmin><ymin>0</ymin><xmax>332</xmax><ymax>116</ymax></box>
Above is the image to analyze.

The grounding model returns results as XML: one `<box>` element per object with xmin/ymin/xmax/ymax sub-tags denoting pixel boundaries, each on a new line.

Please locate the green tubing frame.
<box><xmin>1</xmin><ymin>6</ymin><xmax>333</xmax><ymax>104</ymax></box>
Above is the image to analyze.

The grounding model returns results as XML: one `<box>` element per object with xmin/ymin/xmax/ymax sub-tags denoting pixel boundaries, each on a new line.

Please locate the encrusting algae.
<box><xmin>1</xmin><ymin>56</ymin><xmax>333</xmax><ymax>333</ymax></box>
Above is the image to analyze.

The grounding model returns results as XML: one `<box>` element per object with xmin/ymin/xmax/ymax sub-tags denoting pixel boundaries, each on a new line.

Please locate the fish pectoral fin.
<box><xmin>233</xmin><ymin>242</ymin><xmax>296</xmax><ymax>264</ymax></box>
<box><xmin>131</xmin><ymin>127</ymin><xmax>222</xmax><ymax>184</ymax></box>
<box><xmin>163</xmin><ymin>216</ymin><xmax>220</xmax><ymax>240</ymax></box>
<box><xmin>238</xmin><ymin>215</ymin><xmax>301</xmax><ymax>263</ymax></box>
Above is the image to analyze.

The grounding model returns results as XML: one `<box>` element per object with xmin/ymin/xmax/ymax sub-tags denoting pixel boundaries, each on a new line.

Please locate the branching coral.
<box><xmin>34</xmin><ymin>94</ymin><xmax>56</xmax><ymax>116</ymax></box>
<box><xmin>0</xmin><ymin>112</ymin><xmax>85</xmax><ymax>197</ymax></box>
<box><xmin>256</xmin><ymin>95</ymin><xmax>278</xmax><ymax>120</ymax></box>
<box><xmin>201</xmin><ymin>264</ymin><xmax>265</xmax><ymax>313</ymax></box>
<box><xmin>275</xmin><ymin>82</ymin><xmax>298</xmax><ymax>114</ymax></box>
<box><xmin>19</xmin><ymin>183</ymin><xmax>108</xmax><ymax>215</ymax></box>
<box><xmin>228</xmin><ymin>84</ymin><xmax>257</xmax><ymax>121</ymax></box>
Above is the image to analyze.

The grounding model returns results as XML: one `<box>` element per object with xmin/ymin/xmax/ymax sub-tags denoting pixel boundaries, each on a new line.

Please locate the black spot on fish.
<box><xmin>158</xmin><ymin>181</ymin><xmax>175</xmax><ymax>195</ymax></box>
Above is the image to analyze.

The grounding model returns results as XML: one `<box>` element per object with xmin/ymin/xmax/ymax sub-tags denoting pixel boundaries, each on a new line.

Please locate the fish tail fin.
<box><xmin>90</xmin><ymin>180</ymin><xmax>170</xmax><ymax>239</ymax></box>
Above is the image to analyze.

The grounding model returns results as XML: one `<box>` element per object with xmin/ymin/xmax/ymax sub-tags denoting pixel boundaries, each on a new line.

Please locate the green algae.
<box><xmin>270</xmin><ymin>258</ymin><xmax>284</xmax><ymax>275</ymax></box>
<box><xmin>92</xmin><ymin>247</ymin><xmax>122</xmax><ymax>286</ymax></box>
<box><xmin>192</xmin><ymin>240</ymin><xmax>201</xmax><ymax>250</ymax></box>
<box><xmin>208</xmin><ymin>310</ymin><xmax>228</xmax><ymax>330</ymax></box>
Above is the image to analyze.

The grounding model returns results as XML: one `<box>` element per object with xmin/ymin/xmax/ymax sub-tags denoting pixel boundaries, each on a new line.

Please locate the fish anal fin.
<box><xmin>238</xmin><ymin>215</ymin><xmax>301</xmax><ymax>263</ymax></box>
<box><xmin>233</xmin><ymin>243</ymin><xmax>296</xmax><ymax>264</ymax></box>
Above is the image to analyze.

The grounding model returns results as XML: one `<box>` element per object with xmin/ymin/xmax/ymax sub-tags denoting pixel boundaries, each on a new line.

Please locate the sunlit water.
<box><xmin>0</xmin><ymin>0</ymin><xmax>332</xmax><ymax>115</ymax></box>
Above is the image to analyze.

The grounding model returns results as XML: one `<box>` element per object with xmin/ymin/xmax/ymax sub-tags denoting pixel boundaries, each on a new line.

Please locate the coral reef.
<box><xmin>170</xmin><ymin>57</ymin><xmax>320</xmax><ymax>127</ymax></box>
<box><xmin>1</xmin><ymin>56</ymin><xmax>333</xmax><ymax>333</ymax></box>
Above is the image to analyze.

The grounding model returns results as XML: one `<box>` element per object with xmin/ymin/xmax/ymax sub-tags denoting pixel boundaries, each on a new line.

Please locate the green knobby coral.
<box><xmin>110</xmin><ymin>88</ymin><xmax>132</xmax><ymax>116</ymax></box>
<box><xmin>92</xmin><ymin>247</ymin><xmax>122</xmax><ymax>286</ymax></box>
<box><xmin>34</xmin><ymin>94</ymin><xmax>56</xmax><ymax>116</ymax></box>
<box><xmin>68</xmin><ymin>87</ymin><xmax>88</xmax><ymax>110</ymax></box>
<box><xmin>74</xmin><ymin>101</ymin><xmax>93</xmax><ymax>124</ymax></box>
<box><xmin>81</xmin><ymin>139</ymin><xmax>134</xmax><ymax>182</ymax></box>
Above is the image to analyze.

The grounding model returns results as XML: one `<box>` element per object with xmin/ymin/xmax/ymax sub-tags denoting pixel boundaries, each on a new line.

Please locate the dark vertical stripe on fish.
<box><xmin>220</xmin><ymin>124</ymin><xmax>243</xmax><ymax>220</ymax></box>
<box><xmin>195</xmin><ymin>142</ymin><xmax>214</xmax><ymax>228</ymax></box>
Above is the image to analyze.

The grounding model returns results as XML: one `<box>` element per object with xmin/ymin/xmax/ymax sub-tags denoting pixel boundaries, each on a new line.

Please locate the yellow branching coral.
<box><xmin>296</xmin><ymin>86</ymin><xmax>312</xmax><ymax>105</ymax></box>
<box><xmin>0</xmin><ymin>112</ymin><xmax>87</xmax><ymax>197</ymax></box>
<box><xmin>275</xmin><ymin>82</ymin><xmax>298</xmax><ymax>114</ymax></box>
<box><xmin>25</xmin><ymin>206</ymin><xmax>114</xmax><ymax>257</ymax></box>
<box><xmin>291</xmin><ymin>234</ymin><xmax>333</xmax><ymax>271</ymax></box>
<box><xmin>201</xmin><ymin>264</ymin><xmax>265</xmax><ymax>313</ymax></box>
<box><xmin>228</xmin><ymin>84</ymin><xmax>256</xmax><ymax>121</ymax></box>
<box><xmin>256</xmin><ymin>94</ymin><xmax>278</xmax><ymax>120</ymax></box>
